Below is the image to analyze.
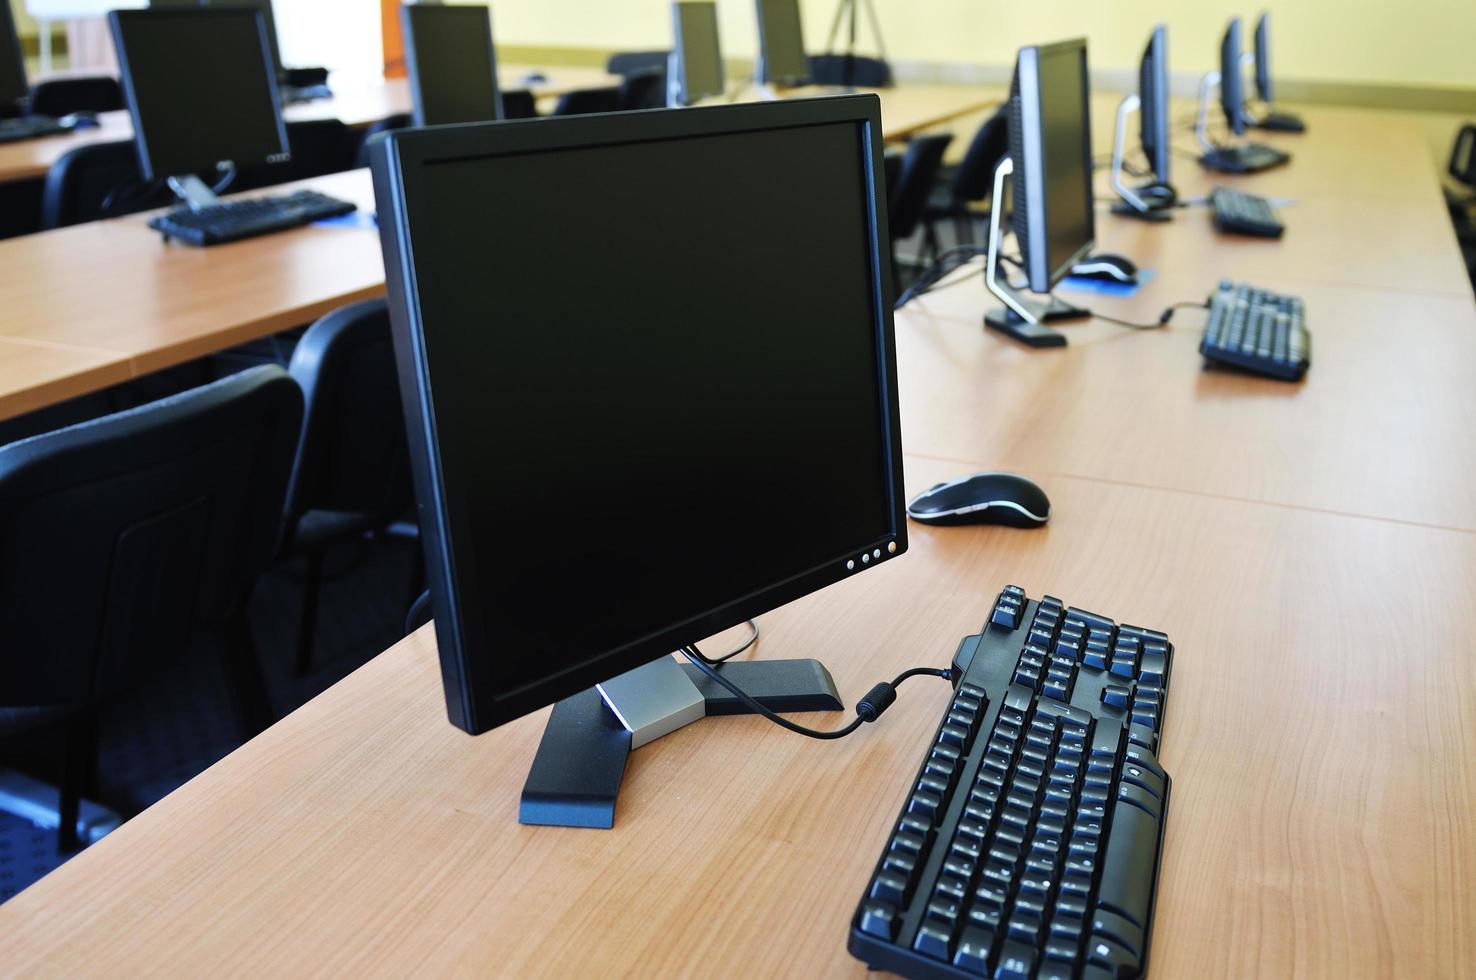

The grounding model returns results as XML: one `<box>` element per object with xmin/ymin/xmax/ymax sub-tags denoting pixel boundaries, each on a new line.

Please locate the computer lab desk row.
<box><xmin>1</xmin><ymin>100</ymin><xmax>1473</xmax><ymax>976</ymax></box>
<box><xmin>0</xmin><ymin>76</ymin><xmax>996</xmax><ymax>186</ymax></box>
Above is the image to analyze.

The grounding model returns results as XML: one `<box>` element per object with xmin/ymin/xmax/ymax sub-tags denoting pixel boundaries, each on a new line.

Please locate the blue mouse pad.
<box><xmin>313</xmin><ymin>211</ymin><xmax>379</xmax><ymax>230</ymax></box>
<box><xmin>1057</xmin><ymin>267</ymin><xmax>1156</xmax><ymax>297</ymax></box>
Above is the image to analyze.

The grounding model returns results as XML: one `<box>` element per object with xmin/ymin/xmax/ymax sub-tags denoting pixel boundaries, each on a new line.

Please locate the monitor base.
<box><xmin>984</xmin><ymin>302</ymin><xmax>1086</xmax><ymax>349</ymax></box>
<box><xmin>1110</xmin><ymin>201</ymin><xmax>1173</xmax><ymax>223</ymax></box>
<box><xmin>519</xmin><ymin>657</ymin><xmax>842</xmax><ymax>828</ymax></box>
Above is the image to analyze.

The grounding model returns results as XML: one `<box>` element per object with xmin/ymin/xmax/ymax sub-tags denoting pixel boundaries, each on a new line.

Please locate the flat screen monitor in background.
<box><xmin>369</xmin><ymin>95</ymin><xmax>904</xmax><ymax>827</ymax></box>
<box><xmin>983</xmin><ymin>38</ymin><xmax>1095</xmax><ymax>347</ymax></box>
<box><xmin>1254</xmin><ymin>13</ymin><xmax>1273</xmax><ymax>104</ymax></box>
<box><xmin>110</xmin><ymin>8</ymin><xmax>290</xmax><ymax>182</ymax></box>
<box><xmin>1219</xmin><ymin>17</ymin><xmax>1246</xmax><ymax>135</ymax></box>
<box><xmin>0</xmin><ymin>0</ymin><xmax>29</xmax><ymax>108</ymax></box>
<box><xmin>671</xmin><ymin>2</ymin><xmax>724</xmax><ymax>106</ymax></box>
<box><xmin>401</xmin><ymin>3</ymin><xmax>502</xmax><ymax>126</ymax></box>
<box><xmin>1139</xmin><ymin>25</ymin><xmax>1170</xmax><ymax>186</ymax></box>
<box><xmin>755</xmin><ymin>0</ymin><xmax>810</xmax><ymax>87</ymax></box>
<box><xmin>200</xmin><ymin>0</ymin><xmax>284</xmax><ymax>78</ymax></box>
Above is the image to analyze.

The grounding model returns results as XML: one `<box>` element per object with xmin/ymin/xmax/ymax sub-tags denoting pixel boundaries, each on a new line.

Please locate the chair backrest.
<box><xmin>0</xmin><ymin>366</ymin><xmax>302</xmax><ymax>708</ymax></box>
<box><xmin>807</xmin><ymin>54</ymin><xmax>893</xmax><ymax>88</ymax></box>
<box><xmin>282</xmin><ymin>300</ymin><xmax>412</xmax><ymax>550</ymax></box>
<box><xmin>553</xmin><ymin>86</ymin><xmax>624</xmax><ymax>117</ymax></box>
<box><xmin>500</xmin><ymin>89</ymin><xmax>538</xmax><ymax>120</ymax></box>
<box><xmin>237</xmin><ymin>119</ymin><xmax>357</xmax><ymax>191</ymax></box>
<box><xmin>1450</xmin><ymin>124</ymin><xmax>1476</xmax><ymax>189</ymax></box>
<box><xmin>28</xmin><ymin>76</ymin><xmax>124</xmax><ymax>117</ymax></box>
<box><xmin>888</xmin><ymin>133</ymin><xmax>952</xmax><ymax>240</ymax></box>
<box><xmin>950</xmin><ymin>106</ymin><xmax>1009</xmax><ymax>205</ymax></box>
<box><xmin>40</xmin><ymin>139</ymin><xmax>170</xmax><ymax>230</ymax></box>
<box><xmin>355</xmin><ymin>113</ymin><xmax>412</xmax><ymax>169</ymax></box>
<box><xmin>607</xmin><ymin>51</ymin><xmax>670</xmax><ymax>77</ymax></box>
<box><xmin>619</xmin><ymin>69</ymin><xmax>666</xmax><ymax>111</ymax></box>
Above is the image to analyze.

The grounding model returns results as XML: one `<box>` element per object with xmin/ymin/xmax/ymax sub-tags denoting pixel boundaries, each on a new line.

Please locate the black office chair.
<box><xmin>500</xmin><ymin>89</ymin><xmax>538</xmax><ymax>120</ymax></box>
<box><xmin>28</xmin><ymin>76</ymin><xmax>124</xmax><ymax>117</ymax></box>
<box><xmin>354</xmin><ymin>113</ymin><xmax>412</xmax><ymax>169</ymax></box>
<box><xmin>808</xmin><ymin>54</ymin><xmax>893</xmax><ymax>88</ymax></box>
<box><xmin>607</xmin><ymin>51</ymin><xmax>670</xmax><ymax>78</ymax></box>
<box><xmin>0</xmin><ymin>365</ymin><xmax>302</xmax><ymax>852</ymax></box>
<box><xmin>922</xmin><ymin>107</ymin><xmax>1009</xmax><ymax>252</ymax></box>
<box><xmin>40</xmin><ymin>140</ymin><xmax>170</xmax><ymax>230</ymax></box>
<box><xmin>281</xmin><ymin>300</ymin><xmax>414</xmax><ymax>676</ymax></box>
<box><xmin>619</xmin><ymin>69</ymin><xmax>666</xmax><ymax>111</ymax></box>
<box><xmin>886</xmin><ymin>133</ymin><xmax>953</xmax><ymax>285</ymax></box>
<box><xmin>553</xmin><ymin>86</ymin><xmax>624</xmax><ymax>117</ymax></box>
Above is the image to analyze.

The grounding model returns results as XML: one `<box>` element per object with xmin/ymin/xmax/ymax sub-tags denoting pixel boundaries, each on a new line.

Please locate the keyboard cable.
<box><xmin>1093</xmin><ymin>299</ymin><xmax>1209</xmax><ymax>332</ymax></box>
<box><xmin>681</xmin><ymin>641</ymin><xmax>954</xmax><ymax>741</ymax></box>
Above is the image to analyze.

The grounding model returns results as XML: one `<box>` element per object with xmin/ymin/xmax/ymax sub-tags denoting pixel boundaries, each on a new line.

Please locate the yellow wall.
<box><xmin>472</xmin><ymin>0</ymin><xmax>1476</xmax><ymax>92</ymax></box>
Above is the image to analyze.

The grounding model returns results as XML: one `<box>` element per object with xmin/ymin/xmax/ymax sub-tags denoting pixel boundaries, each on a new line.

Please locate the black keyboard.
<box><xmin>0</xmin><ymin>114</ymin><xmax>69</xmax><ymax>144</ymax></box>
<box><xmin>1200</xmin><ymin>281</ymin><xmax>1310</xmax><ymax>382</ymax></box>
<box><xmin>148</xmin><ymin>190</ymin><xmax>357</xmax><ymax>246</ymax></box>
<box><xmin>1210</xmin><ymin>186</ymin><xmax>1284</xmax><ymax>238</ymax></box>
<box><xmin>849</xmin><ymin>585</ymin><xmax>1173</xmax><ymax>980</ymax></box>
<box><xmin>1198</xmin><ymin>143</ymin><xmax>1289</xmax><ymax>174</ymax></box>
<box><xmin>1252</xmin><ymin>110</ymin><xmax>1305</xmax><ymax>133</ymax></box>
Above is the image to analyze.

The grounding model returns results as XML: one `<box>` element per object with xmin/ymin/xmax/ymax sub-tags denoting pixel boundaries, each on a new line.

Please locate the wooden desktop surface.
<box><xmin>0</xmin><ymin>67</ymin><xmax>621</xmax><ymax>185</ymax></box>
<box><xmin>1</xmin><ymin>96</ymin><xmax>1474</xmax><ymax>977</ymax></box>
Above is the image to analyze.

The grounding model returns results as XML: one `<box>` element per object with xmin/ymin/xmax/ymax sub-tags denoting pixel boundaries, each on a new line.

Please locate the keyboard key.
<box><xmin>1101</xmin><ymin>684</ymin><xmax>1130</xmax><ymax>708</ymax></box>
<box><xmin>913</xmin><ymin>920</ymin><xmax>953</xmax><ymax>960</ymax></box>
<box><xmin>993</xmin><ymin>940</ymin><xmax>1036</xmax><ymax>980</ymax></box>
<box><xmin>1096</xmin><ymin>798</ymin><xmax>1159</xmax><ymax>930</ymax></box>
<box><xmin>858</xmin><ymin>900</ymin><xmax>897</xmax><ymax>939</ymax></box>
<box><xmin>953</xmin><ymin>926</ymin><xmax>994</xmax><ymax>973</ymax></box>
<box><xmin>870</xmin><ymin>871</ymin><xmax>907</xmax><ymax>905</ymax></box>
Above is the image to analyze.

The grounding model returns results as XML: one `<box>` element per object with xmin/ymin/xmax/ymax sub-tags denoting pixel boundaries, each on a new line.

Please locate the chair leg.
<box><xmin>294</xmin><ymin>549</ymin><xmax>325</xmax><ymax>677</ymax></box>
<box><xmin>57</xmin><ymin>714</ymin><xmax>97</xmax><ymax>854</ymax></box>
<box><xmin>223</xmin><ymin>613</ymin><xmax>275</xmax><ymax>741</ymax></box>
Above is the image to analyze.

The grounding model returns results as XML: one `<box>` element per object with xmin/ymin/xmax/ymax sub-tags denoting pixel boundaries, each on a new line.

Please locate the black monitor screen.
<box><xmin>111</xmin><ymin>9</ymin><xmax>288</xmax><ymax>179</ymax></box>
<box><xmin>0</xmin><ymin>0</ymin><xmax>28</xmax><ymax>107</ymax></box>
<box><xmin>756</xmin><ymin>0</ymin><xmax>809</xmax><ymax>86</ymax></box>
<box><xmin>674</xmin><ymin>2</ymin><xmax>724</xmax><ymax>104</ymax></box>
<box><xmin>1220</xmin><ymin>18</ymin><xmax>1245</xmax><ymax>135</ymax></box>
<box><xmin>1255</xmin><ymin>13</ymin><xmax>1272</xmax><ymax>104</ymax></box>
<box><xmin>372</xmin><ymin>98</ymin><xmax>904</xmax><ymax>732</ymax></box>
<box><xmin>402</xmin><ymin>4</ymin><xmax>501</xmax><ymax>126</ymax></box>
<box><xmin>1139</xmin><ymin>26</ymin><xmax>1169</xmax><ymax>184</ymax></box>
<box><xmin>201</xmin><ymin>0</ymin><xmax>284</xmax><ymax>77</ymax></box>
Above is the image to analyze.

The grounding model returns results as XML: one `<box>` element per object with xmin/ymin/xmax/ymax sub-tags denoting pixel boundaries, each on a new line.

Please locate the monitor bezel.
<box><xmin>370</xmin><ymin>95</ymin><xmax>907</xmax><ymax>735</ymax></box>
<box><xmin>0</xmin><ymin>0</ymin><xmax>28</xmax><ymax>108</ymax></box>
<box><xmin>1140</xmin><ymin>25</ymin><xmax>1170</xmax><ymax>184</ymax></box>
<box><xmin>401</xmin><ymin>3</ymin><xmax>503</xmax><ymax>127</ymax></box>
<box><xmin>673</xmin><ymin>1</ymin><xmax>726</xmax><ymax>105</ymax></box>
<box><xmin>1015</xmin><ymin>38</ymin><xmax>1096</xmax><ymax>292</ymax></box>
<box><xmin>1219</xmin><ymin>17</ymin><xmax>1246</xmax><ymax>136</ymax></box>
<box><xmin>110</xmin><ymin>7</ymin><xmax>290</xmax><ymax>181</ymax></box>
<box><xmin>755</xmin><ymin>0</ymin><xmax>811</xmax><ymax>87</ymax></box>
<box><xmin>1254</xmin><ymin>12</ymin><xmax>1273</xmax><ymax>105</ymax></box>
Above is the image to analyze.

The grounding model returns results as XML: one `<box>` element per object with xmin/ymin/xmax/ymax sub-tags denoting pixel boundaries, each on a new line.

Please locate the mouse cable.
<box><xmin>1093</xmin><ymin>300</ymin><xmax>1210</xmax><ymax>332</ymax></box>
<box><xmin>681</xmin><ymin>641</ymin><xmax>954</xmax><ymax>741</ymax></box>
<box><xmin>708</xmin><ymin>620</ymin><xmax>760</xmax><ymax>663</ymax></box>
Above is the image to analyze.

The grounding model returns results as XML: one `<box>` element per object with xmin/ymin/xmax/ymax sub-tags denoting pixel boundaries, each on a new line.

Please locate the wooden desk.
<box><xmin>0</xmin><ymin>67</ymin><xmax>621</xmax><ymax>185</ymax></box>
<box><xmin>1</xmin><ymin>459</ymin><xmax>1471</xmax><ymax>977</ymax></box>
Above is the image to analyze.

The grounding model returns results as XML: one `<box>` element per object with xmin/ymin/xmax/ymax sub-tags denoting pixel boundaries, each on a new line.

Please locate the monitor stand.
<box><xmin>167</xmin><ymin>173</ymin><xmax>221</xmax><ymax>210</ymax></box>
<box><xmin>520</xmin><ymin>653</ymin><xmax>841</xmax><ymax>828</ymax></box>
<box><xmin>979</xmin><ymin>157</ymin><xmax>1088</xmax><ymax>350</ymax></box>
<box><xmin>1108</xmin><ymin>94</ymin><xmax>1174</xmax><ymax>223</ymax></box>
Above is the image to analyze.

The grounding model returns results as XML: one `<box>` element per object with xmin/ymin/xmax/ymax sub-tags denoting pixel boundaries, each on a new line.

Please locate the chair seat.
<box><xmin>0</xmin><ymin>705</ymin><xmax>75</xmax><ymax>737</ymax></box>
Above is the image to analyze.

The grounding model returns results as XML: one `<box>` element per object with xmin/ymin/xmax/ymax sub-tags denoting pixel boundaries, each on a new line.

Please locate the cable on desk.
<box><xmin>1093</xmin><ymin>300</ymin><xmax>1210</xmax><ymax>332</ymax></box>
<box><xmin>681</xmin><ymin>642</ymin><xmax>953</xmax><ymax>740</ymax></box>
<box><xmin>708</xmin><ymin>620</ymin><xmax>760</xmax><ymax>663</ymax></box>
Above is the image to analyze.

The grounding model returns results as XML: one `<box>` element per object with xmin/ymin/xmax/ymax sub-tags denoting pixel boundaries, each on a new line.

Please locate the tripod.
<box><xmin>824</xmin><ymin>0</ymin><xmax>888</xmax><ymax>87</ymax></box>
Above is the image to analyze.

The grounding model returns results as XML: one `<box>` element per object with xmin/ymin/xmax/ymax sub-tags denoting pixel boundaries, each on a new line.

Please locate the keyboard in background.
<box><xmin>849</xmin><ymin>585</ymin><xmax>1173</xmax><ymax>980</ymax></box>
<box><xmin>148</xmin><ymin>190</ymin><xmax>357</xmax><ymax>247</ymax></box>
<box><xmin>1199</xmin><ymin>143</ymin><xmax>1290</xmax><ymax>175</ymax></box>
<box><xmin>1210</xmin><ymin>186</ymin><xmax>1284</xmax><ymax>238</ymax></box>
<box><xmin>0</xmin><ymin>114</ymin><xmax>70</xmax><ymax>144</ymax></box>
<box><xmin>1201</xmin><ymin>281</ymin><xmax>1310</xmax><ymax>382</ymax></box>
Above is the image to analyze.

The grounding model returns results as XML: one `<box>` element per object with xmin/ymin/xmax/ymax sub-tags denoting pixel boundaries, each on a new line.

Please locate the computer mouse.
<box><xmin>523</xmin><ymin>72</ymin><xmax>549</xmax><ymax>85</ymax></box>
<box><xmin>906</xmin><ymin>473</ymin><xmax>1051</xmax><ymax>528</ymax></box>
<box><xmin>1070</xmin><ymin>254</ymin><xmax>1138</xmax><ymax>284</ymax></box>
<box><xmin>59</xmin><ymin>111</ymin><xmax>99</xmax><ymax>130</ymax></box>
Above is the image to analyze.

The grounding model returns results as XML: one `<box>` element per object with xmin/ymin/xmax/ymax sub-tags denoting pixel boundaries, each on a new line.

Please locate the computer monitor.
<box><xmin>1139</xmin><ymin>25</ymin><xmax>1170</xmax><ymax>185</ymax></box>
<box><xmin>1254</xmin><ymin>13</ymin><xmax>1273</xmax><ymax>104</ymax></box>
<box><xmin>202</xmin><ymin>0</ymin><xmax>284</xmax><ymax>78</ymax></box>
<box><xmin>111</xmin><ymin>8</ymin><xmax>290</xmax><ymax>183</ymax></box>
<box><xmin>370</xmin><ymin>95</ymin><xmax>904</xmax><ymax>826</ymax></box>
<box><xmin>984</xmin><ymin>38</ymin><xmax>1094</xmax><ymax>347</ymax></box>
<box><xmin>1219</xmin><ymin>17</ymin><xmax>1246</xmax><ymax>136</ymax></box>
<box><xmin>755</xmin><ymin>0</ymin><xmax>810</xmax><ymax>87</ymax></box>
<box><xmin>0</xmin><ymin>0</ymin><xmax>28</xmax><ymax>109</ymax></box>
<box><xmin>401</xmin><ymin>3</ymin><xmax>502</xmax><ymax>126</ymax></box>
<box><xmin>671</xmin><ymin>2</ymin><xmax>725</xmax><ymax>106</ymax></box>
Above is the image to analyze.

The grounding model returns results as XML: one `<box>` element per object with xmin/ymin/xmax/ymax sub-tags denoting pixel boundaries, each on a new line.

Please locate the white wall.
<box><xmin>274</xmin><ymin>0</ymin><xmax>382</xmax><ymax>90</ymax></box>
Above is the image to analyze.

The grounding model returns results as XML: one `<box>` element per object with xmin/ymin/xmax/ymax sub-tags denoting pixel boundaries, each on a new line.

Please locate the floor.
<box><xmin>0</xmin><ymin>535</ymin><xmax>418</xmax><ymax>902</ymax></box>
